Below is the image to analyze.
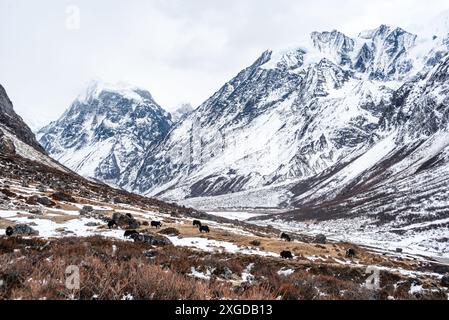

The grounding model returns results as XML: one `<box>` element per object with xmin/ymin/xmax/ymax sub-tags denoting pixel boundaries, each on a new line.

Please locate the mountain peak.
<box><xmin>76</xmin><ymin>80</ymin><xmax>154</xmax><ymax>105</ymax></box>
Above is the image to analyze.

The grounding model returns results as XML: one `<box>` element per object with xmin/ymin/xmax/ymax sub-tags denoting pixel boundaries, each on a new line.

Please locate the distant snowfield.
<box><xmin>251</xmin><ymin>216</ymin><xmax>449</xmax><ymax>260</ymax></box>
<box><xmin>206</xmin><ymin>211</ymin><xmax>267</xmax><ymax>221</ymax></box>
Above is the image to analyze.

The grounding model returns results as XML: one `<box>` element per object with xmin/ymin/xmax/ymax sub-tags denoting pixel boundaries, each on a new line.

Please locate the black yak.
<box><xmin>193</xmin><ymin>220</ymin><xmax>202</xmax><ymax>228</ymax></box>
<box><xmin>108</xmin><ymin>220</ymin><xmax>118</xmax><ymax>229</ymax></box>
<box><xmin>346</xmin><ymin>248</ymin><xmax>356</xmax><ymax>258</ymax></box>
<box><xmin>199</xmin><ymin>225</ymin><xmax>210</xmax><ymax>233</ymax></box>
<box><xmin>5</xmin><ymin>226</ymin><xmax>14</xmax><ymax>237</ymax></box>
<box><xmin>280</xmin><ymin>251</ymin><xmax>293</xmax><ymax>259</ymax></box>
<box><xmin>151</xmin><ymin>221</ymin><xmax>162</xmax><ymax>229</ymax></box>
<box><xmin>280</xmin><ymin>232</ymin><xmax>291</xmax><ymax>242</ymax></box>
<box><xmin>124</xmin><ymin>230</ymin><xmax>139</xmax><ymax>238</ymax></box>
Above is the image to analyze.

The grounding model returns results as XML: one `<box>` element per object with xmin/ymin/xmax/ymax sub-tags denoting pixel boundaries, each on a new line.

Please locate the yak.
<box><xmin>280</xmin><ymin>250</ymin><xmax>293</xmax><ymax>259</ymax></box>
<box><xmin>151</xmin><ymin>221</ymin><xmax>162</xmax><ymax>229</ymax></box>
<box><xmin>124</xmin><ymin>230</ymin><xmax>139</xmax><ymax>238</ymax></box>
<box><xmin>346</xmin><ymin>248</ymin><xmax>356</xmax><ymax>258</ymax></box>
<box><xmin>193</xmin><ymin>220</ymin><xmax>202</xmax><ymax>228</ymax></box>
<box><xmin>280</xmin><ymin>232</ymin><xmax>291</xmax><ymax>242</ymax></box>
<box><xmin>199</xmin><ymin>225</ymin><xmax>210</xmax><ymax>233</ymax></box>
<box><xmin>108</xmin><ymin>220</ymin><xmax>118</xmax><ymax>229</ymax></box>
<box><xmin>5</xmin><ymin>226</ymin><xmax>14</xmax><ymax>237</ymax></box>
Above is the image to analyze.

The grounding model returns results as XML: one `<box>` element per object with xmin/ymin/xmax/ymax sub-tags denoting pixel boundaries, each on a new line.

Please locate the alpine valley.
<box><xmin>36</xmin><ymin>13</ymin><xmax>449</xmax><ymax>258</ymax></box>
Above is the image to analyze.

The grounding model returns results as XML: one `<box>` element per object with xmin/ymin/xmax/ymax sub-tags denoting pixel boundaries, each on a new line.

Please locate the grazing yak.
<box><xmin>108</xmin><ymin>220</ymin><xmax>118</xmax><ymax>229</ymax></box>
<box><xmin>346</xmin><ymin>248</ymin><xmax>356</xmax><ymax>258</ymax></box>
<box><xmin>280</xmin><ymin>250</ymin><xmax>293</xmax><ymax>259</ymax></box>
<box><xmin>280</xmin><ymin>232</ymin><xmax>291</xmax><ymax>242</ymax></box>
<box><xmin>124</xmin><ymin>230</ymin><xmax>139</xmax><ymax>238</ymax></box>
<box><xmin>151</xmin><ymin>221</ymin><xmax>162</xmax><ymax>229</ymax></box>
<box><xmin>193</xmin><ymin>220</ymin><xmax>202</xmax><ymax>227</ymax></box>
<box><xmin>5</xmin><ymin>226</ymin><xmax>14</xmax><ymax>237</ymax></box>
<box><xmin>199</xmin><ymin>225</ymin><xmax>210</xmax><ymax>233</ymax></box>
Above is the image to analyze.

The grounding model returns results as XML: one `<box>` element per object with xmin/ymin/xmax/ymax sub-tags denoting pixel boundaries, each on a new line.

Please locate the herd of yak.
<box><xmin>4</xmin><ymin>216</ymin><xmax>357</xmax><ymax>260</ymax></box>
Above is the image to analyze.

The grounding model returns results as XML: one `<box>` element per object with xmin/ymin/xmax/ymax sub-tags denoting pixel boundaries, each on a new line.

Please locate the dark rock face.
<box><xmin>0</xmin><ymin>84</ymin><xmax>45</xmax><ymax>153</ymax></box>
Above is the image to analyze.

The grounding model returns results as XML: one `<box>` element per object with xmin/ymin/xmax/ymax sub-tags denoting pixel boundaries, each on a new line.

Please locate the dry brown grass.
<box><xmin>0</xmin><ymin>236</ymin><xmax>446</xmax><ymax>300</ymax></box>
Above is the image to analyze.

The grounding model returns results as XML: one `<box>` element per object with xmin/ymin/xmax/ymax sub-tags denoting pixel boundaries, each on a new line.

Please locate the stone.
<box><xmin>29</xmin><ymin>208</ymin><xmax>43</xmax><ymax>215</ymax></box>
<box><xmin>132</xmin><ymin>233</ymin><xmax>172</xmax><ymax>246</ymax></box>
<box><xmin>441</xmin><ymin>274</ymin><xmax>449</xmax><ymax>287</ymax></box>
<box><xmin>85</xmin><ymin>222</ymin><xmax>99</xmax><ymax>227</ymax></box>
<box><xmin>314</xmin><ymin>234</ymin><xmax>327</xmax><ymax>244</ymax></box>
<box><xmin>11</xmin><ymin>224</ymin><xmax>39</xmax><ymax>236</ymax></box>
<box><xmin>112</xmin><ymin>212</ymin><xmax>140</xmax><ymax>229</ymax></box>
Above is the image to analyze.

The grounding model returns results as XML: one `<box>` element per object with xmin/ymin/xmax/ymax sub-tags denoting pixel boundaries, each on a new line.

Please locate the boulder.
<box><xmin>112</xmin><ymin>212</ymin><xmax>140</xmax><ymax>229</ymax></box>
<box><xmin>0</xmin><ymin>132</ymin><xmax>16</xmax><ymax>155</ymax></box>
<box><xmin>132</xmin><ymin>233</ymin><xmax>172</xmax><ymax>246</ymax></box>
<box><xmin>26</xmin><ymin>196</ymin><xmax>55</xmax><ymax>207</ymax></box>
<box><xmin>314</xmin><ymin>234</ymin><xmax>327</xmax><ymax>244</ymax></box>
<box><xmin>441</xmin><ymin>274</ymin><xmax>449</xmax><ymax>287</ymax></box>
<box><xmin>11</xmin><ymin>224</ymin><xmax>39</xmax><ymax>236</ymax></box>
<box><xmin>79</xmin><ymin>205</ymin><xmax>94</xmax><ymax>216</ymax></box>
<box><xmin>85</xmin><ymin>222</ymin><xmax>99</xmax><ymax>227</ymax></box>
<box><xmin>37</xmin><ymin>197</ymin><xmax>56</xmax><ymax>207</ymax></box>
<box><xmin>29</xmin><ymin>208</ymin><xmax>43</xmax><ymax>215</ymax></box>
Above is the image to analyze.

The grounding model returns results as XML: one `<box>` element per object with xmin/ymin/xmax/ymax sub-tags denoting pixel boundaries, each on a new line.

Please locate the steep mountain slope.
<box><xmin>0</xmin><ymin>84</ymin><xmax>45</xmax><ymax>153</ymax></box>
<box><xmin>246</xmin><ymin>55</ymin><xmax>449</xmax><ymax>257</ymax></box>
<box><xmin>128</xmin><ymin>21</ymin><xmax>448</xmax><ymax>204</ymax></box>
<box><xmin>38</xmin><ymin>81</ymin><xmax>172</xmax><ymax>186</ymax></box>
<box><xmin>170</xmin><ymin>103</ymin><xmax>194</xmax><ymax>123</ymax></box>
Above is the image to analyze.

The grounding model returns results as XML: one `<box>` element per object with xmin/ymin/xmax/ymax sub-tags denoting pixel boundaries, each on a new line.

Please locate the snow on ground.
<box><xmin>188</xmin><ymin>267</ymin><xmax>212</xmax><ymax>280</ymax></box>
<box><xmin>277</xmin><ymin>268</ymin><xmax>295</xmax><ymax>277</ymax></box>
<box><xmin>166</xmin><ymin>236</ymin><xmax>277</xmax><ymax>257</ymax></box>
<box><xmin>0</xmin><ymin>210</ymin><xmax>125</xmax><ymax>240</ymax></box>
<box><xmin>253</xmin><ymin>216</ymin><xmax>449</xmax><ymax>259</ymax></box>
<box><xmin>206</xmin><ymin>211</ymin><xmax>266</xmax><ymax>221</ymax></box>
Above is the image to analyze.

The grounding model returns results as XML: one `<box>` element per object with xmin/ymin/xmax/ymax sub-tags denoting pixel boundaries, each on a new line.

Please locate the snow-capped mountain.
<box><xmin>37</xmin><ymin>12</ymin><xmax>449</xmax><ymax>220</ymax></box>
<box><xmin>170</xmin><ymin>103</ymin><xmax>194</xmax><ymax>123</ymax></box>
<box><xmin>38</xmin><ymin>81</ymin><xmax>172</xmax><ymax>185</ymax></box>
<box><xmin>125</xmin><ymin>18</ymin><xmax>448</xmax><ymax>205</ymax></box>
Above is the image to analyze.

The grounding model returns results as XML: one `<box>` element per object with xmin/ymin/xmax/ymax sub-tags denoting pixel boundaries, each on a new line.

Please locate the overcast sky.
<box><xmin>1</xmin><ymin>0</ymin><xmax>449</xmax><ymax>130</ymax></box>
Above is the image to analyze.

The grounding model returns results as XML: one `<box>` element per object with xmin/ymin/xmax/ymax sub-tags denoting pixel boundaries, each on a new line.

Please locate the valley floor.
<box><xmin>1</xmin><ymin>177</ymin><xmax>449</xmax><ymax>300</ymax></box>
